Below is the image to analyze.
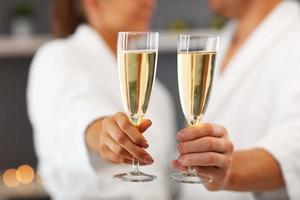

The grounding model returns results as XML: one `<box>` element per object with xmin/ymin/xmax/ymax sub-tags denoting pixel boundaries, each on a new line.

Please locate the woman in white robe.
<box><xmin>27</xmin><ymin>0</ymin><xmax>176</xmax><ymax>199</ymax></box>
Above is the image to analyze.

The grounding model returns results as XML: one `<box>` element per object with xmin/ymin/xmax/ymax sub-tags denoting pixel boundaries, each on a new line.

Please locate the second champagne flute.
<box><xmin>171</xmin><ymin>35</ymin><xmax>219</xmax><ymax>184</ymax></box>
<box><xmin>114</xmin><ymin>32</ymin><xmax>159</xmax><ymax>182</ymax></box>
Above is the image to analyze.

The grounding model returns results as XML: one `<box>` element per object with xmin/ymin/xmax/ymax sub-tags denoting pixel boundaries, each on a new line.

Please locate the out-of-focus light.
<box><xmin>16</xmin><ymin>165</ymin><xmax>35</xmax><ymax>184</ymax></box>
<box><xmin>3</xmin><ymin>168</ymin><xmax>19</xmax><ymax>187</ymax></box>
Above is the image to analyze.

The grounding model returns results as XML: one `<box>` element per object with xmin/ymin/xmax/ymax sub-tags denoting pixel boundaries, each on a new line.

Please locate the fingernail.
<box><xmin>176</xmin><ymin>131</ymin><xmax>185</xmax><ymax>140</ymax></box>
<box><xmin>177</xmin><ymin>157</ymin><xmax>184</xmax><ymax>165</ymax></box>
<box><xmin>177</xmin><ymin>143</ymin><xmax>183</xmax><ymax>152</ymax></box>
<box><xmin>142</xmin><ymin>141</ymin><xmax>149</xmax><ymax>148</ymax></box>
<box><xmin>144</xmin><ymin>155</ymin><xmax>154</xmax><ymax>163</ymax></box>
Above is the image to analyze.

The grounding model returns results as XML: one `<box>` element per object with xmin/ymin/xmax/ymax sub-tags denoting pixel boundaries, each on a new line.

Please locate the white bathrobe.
<box><xmin>180</xmin><ymin>1</ymin><xmax>300</xmax><ymax>200</ymax></box>
<box><xmin>27</xmin><ymin>25</ymin><xmax>176</xmax><ymax>200</ymax></box>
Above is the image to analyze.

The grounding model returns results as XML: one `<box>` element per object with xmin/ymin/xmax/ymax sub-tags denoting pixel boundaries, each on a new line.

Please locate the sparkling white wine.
<box><xmin>178</xmin><ymin>51</ymin><xmax>216</xmax><ymax>125</ymax></box>
<box><xmin>118</xmin><ymin>50</ymin><xmax>157</xmax><ymax>125</ymax></box>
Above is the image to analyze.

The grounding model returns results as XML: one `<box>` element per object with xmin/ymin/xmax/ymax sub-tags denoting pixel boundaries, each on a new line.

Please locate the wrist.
<box><xmin>223</xmin><ymin>164</ymin><xmax>235</xmax><ymax>190</ymax></box>
<box><xmin>222</xmin><ymin>151</ymin><xmax>246</xmax><ymax>191</ymax></box>
<box><xmin>85</xmin><ymin>118</ymin><xmax>104</xmax><ymax>153</ymax></box>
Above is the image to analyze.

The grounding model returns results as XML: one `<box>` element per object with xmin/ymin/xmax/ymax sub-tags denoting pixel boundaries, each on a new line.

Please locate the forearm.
<box><xmin>225</xmin><ymin>148</ymin><xmax>285</xmax><ymax>191</ymax></box>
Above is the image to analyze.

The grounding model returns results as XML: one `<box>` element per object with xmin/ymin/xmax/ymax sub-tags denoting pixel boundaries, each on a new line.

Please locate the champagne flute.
<box><xmin>114</xmin><ymin>32</ymin><xmax>159</xmax><ymax>182</ymax></box>
<box><xmin>171</xmin><ymin>35</ymin><xmax>220</xmax><ymax>184</ymax></box>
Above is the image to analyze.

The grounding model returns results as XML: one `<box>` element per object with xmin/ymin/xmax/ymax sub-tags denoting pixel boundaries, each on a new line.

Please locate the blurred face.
<box><xmin>209</xmin><ymin>0</ymin><xmax>253</xmax><ymax>18</ymax></box>
<box><xmin>84</xmin><ymin>0</ymin><xmax>156</xmax><ymax>32</ymax></box>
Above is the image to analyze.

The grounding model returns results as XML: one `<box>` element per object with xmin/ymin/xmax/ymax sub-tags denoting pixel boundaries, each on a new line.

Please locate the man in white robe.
<box><xmin>176</xmin><ymin>0</ymin><xmax>300</xmax><ymax>199</ymax></box>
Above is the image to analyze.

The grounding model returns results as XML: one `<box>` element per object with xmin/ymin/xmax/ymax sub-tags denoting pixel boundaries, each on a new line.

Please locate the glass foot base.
<box><xmin>114</xmin><ymin>171</ymin><xmax>157</xmax><ymax>182</ymax></box>
<box><xmin>170</xmin><ymin>172</ymin><xmax>212</xmax><ymax>184</ymax></box>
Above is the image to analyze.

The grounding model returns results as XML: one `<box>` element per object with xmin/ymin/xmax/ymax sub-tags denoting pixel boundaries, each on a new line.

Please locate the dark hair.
<box><xmin>51</xmin><ymin>0</ymin><xmax>86</xmax><ymax>38</ymax></box>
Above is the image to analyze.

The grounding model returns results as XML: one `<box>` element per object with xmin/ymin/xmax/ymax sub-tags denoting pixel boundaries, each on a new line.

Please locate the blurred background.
<box><xmin>0</xmin><ymin>0</ymin><xmax>220</xmax><ymax>199</ymax></box>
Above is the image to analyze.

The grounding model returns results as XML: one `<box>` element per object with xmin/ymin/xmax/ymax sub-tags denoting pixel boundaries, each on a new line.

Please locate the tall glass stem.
<box><xmin>188</xmin><ymin>166</ymin><xmax>194</xmax><ymax>173</ymax></box>
<box><xmin>132</xmin><ymin>158</ymin><xmax>140</xmax><ymax>175</ymax></box>
<box><xmin>188</xmin><ymin>119</ymin><xmax>199</xmax><ymax>175</ymax></box>
<box><xmin>130</xmin><ymin>116</ymin><xmax>141</xmax><ymax>175</ymax></box>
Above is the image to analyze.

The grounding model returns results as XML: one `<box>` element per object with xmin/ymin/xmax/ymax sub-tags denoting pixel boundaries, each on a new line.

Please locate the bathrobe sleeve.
<box><xmin>27</xmin><ymin>41</ymin><xmax>118</xmax><ymax>176</ymax></box>
<box><xmin>256</xmin><ymin>58</ymin><xmax>300</xmax><ymax>200</ymax></box>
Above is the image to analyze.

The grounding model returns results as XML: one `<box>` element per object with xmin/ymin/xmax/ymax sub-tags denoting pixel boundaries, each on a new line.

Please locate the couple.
<box><xmin>27</xmin><ymin>0</ymin><xmax>300</xmax><ymax>199</ymax></box>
